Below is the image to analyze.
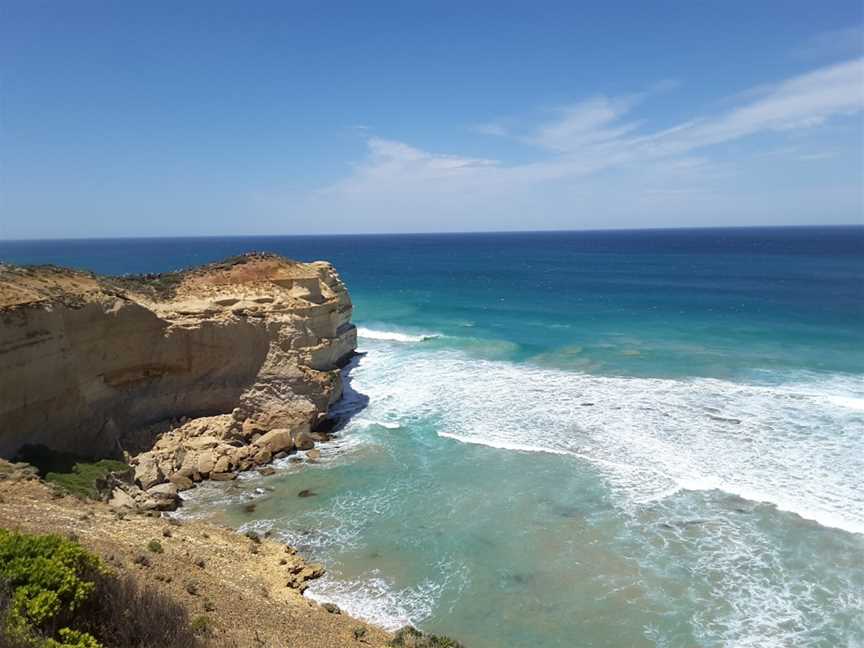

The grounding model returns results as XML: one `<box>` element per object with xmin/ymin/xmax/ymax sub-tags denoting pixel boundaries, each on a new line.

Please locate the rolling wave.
<box><xmin>357</xmin><ymin>327</ymin><xmax>441</xmax><ymax>343</ymax></box>
<box><xmin>347</xmin><ymin>343</ymin><xmax>864</xmax><ymax>535</ymax></box>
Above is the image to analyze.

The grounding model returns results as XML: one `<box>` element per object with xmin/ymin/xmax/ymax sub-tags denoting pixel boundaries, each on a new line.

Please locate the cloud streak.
<box><xmin>303</xmin><ymin>58</ymin><xmax>863</xmax><ymax>230</ymax></box>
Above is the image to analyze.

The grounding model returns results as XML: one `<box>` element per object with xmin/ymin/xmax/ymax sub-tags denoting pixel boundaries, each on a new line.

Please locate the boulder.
<box><xmin>195</xmin><ymin>450</ymin><xmax>216</xmax><ymax>475</ymax></box>
<box><xmin>241</xmin><ymin>419</ymin><xmax>268</xmax><ymax>440</ymax></box>
<box><xmin>108</xmin><ymin>487</ymin><xmax>136</xmax><ymax>510</ymax></box>
<box><xmin>134</xmin><ymin>453</ymin><xmax>164</xmax><ymax>490</ymax></box>
<box><xmin>306</xmin><ymin>449</ymin><xmax>321</xmax><ymax>461</ymax></box>
<box><xmin>185</xmin><ymin>435</ymin><xmax>220</xmax><ymax>451</ymax></box>
<box><xmin>168</xmin><ymin>474</ymin><xmax>195</xmax><ymax>491</ymax></box>
<box><xmin>148</xmin><ymin>482</ymin><xmax>177</xmax><ymax>497</ymax></box>
<box><xmin>253</xmin><ymin>447</ymin><xmax>272</xmax><ymax>466</ymax></box>
<box><xmin>293</xmin><ymin>429</ymin><xmax>315</xmax><ymax>451</ymax></box>
<box><xmin>285</xmin><ymin>562</ymin><xmax>325</xmax><ymax>591</ymax></box>
<box><xmin>254</xmin><ymin>428</ymin><xmax>294</xmax><ymax>455</ymax></box>
<box><xmin>146</xmin><ymin>482</ymin><xmax>180</xmax><ymax>510</ymax></box>
<box><xmin>213</xmin><ymin>455</ymin><xmax>231</xmax><ymax>475</ymax></box>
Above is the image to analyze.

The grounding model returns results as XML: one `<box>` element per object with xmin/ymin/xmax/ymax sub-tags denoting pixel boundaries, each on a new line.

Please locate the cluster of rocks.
<box><xmin>0</xmin><ymin>459</ymin><xmax>39</xmax><ymax>483</ymax></box>
<box><xmin>282</xmin><ymin>546</ymin><xmax>326</xmax><ymax>592</ymax></box>
<box><xmin>111</xmin><ymin>409</ymin><xmax>332</xmax><ymax>511</ymax></box>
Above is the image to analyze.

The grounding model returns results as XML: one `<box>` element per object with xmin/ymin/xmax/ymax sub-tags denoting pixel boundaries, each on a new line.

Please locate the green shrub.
<box><xmin>12</xmin><ymin>446</ymin><xmax>128</xmax><ymax>500</ymax></box>
<box><xmin>145</xmin><ymin>541</ymin><xmax>162</xmax><ymax>554</ymax></box>
<box><xmin>43</xmin><ymin>628</ymin><xmax>101</xmax><ymax>648</ymax></box>
<box><xmin>389</xmin><ymin>626</ymin><xmax>466</xmax><ymax>648</ymax></box>
<box><xmin>0</xmin><ymin>530</ymin><xmax>199</xmax><ymax>648</ymax></box>
<box><xmin>0</xmin><ymin>529</ymin><xmax>101</xmax><ymax>647</ymax></box>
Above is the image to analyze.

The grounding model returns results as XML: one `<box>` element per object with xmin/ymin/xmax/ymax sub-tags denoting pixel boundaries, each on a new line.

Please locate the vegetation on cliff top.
<box><xmin>0</xmin><ymin>529</ymin><xmax>198</xmax><ymax>648</ymax></box>
<box><xmin>12</xmin><ymin>446</ymin><xmax>128</xmax><ymax>501</ymax></box>
<box><xmin>107</xmin><ymin>251</ymin><xmax>293</xmax><ymax>299</ymax></box>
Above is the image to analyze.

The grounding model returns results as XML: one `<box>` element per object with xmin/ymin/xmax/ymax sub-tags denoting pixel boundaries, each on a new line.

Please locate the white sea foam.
<box><xmin>636</xmin><ymin>495</ymin><xmax>863</xmax><ymax>648</ymax></box>
<box><xmin>353</xmin><ymin>417</ymin><xmax>402</xmax><ymax>430</ymax></box>
<box><xmin>357</xmin><ymin>327</ymin><xmax>440</xmax><ymax>343</ymax></box>
<box><xmin>340</xmin><ymin>342</ymin><xmax>864</xmax><ymax>644</ymax></box>
<box><xmin>305</xmin><ymin>573</ymin><xmax>437</xmax><ymax>631</ymax></box>
<box><xmin>305</xmin><ymin>555</ymin><xmax>469</xmax><ymax>631</ymax></box>
<box><xmin>346</xmin><ymin>343</ymin><xmax>864</xmax><ymax>536</ymax></box>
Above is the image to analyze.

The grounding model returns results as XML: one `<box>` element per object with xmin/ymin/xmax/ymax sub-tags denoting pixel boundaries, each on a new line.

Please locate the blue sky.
<box><xmin>2</xmin><ymin>1</ymin><xmax>862</xmax><ymax>238</ymax></box>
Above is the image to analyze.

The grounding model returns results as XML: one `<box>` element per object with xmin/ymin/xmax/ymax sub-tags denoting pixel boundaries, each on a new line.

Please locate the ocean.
<box><xmin>2</xmin><ymin>227</ymin><xmax>863</xmax><ymax>647</ymax></box>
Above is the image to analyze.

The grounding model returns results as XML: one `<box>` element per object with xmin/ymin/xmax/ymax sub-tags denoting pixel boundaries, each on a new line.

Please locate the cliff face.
<box><xmin>0</xmin><ymin>254</ymin><xmax>356</xmax><ymax>468</ymax></box>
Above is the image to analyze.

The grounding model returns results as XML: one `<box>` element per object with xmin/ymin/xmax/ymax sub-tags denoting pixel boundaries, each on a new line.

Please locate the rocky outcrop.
<box><xmin>0</xmin><ymin>253</ymin><xmax>356</xmax><ymax>501</ymax></box>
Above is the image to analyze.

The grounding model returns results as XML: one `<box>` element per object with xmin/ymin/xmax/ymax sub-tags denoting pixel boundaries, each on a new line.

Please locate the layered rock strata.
<box><xmin>0</xmin><ymin>253</ymin><xmax>356</xmax><ymax>508</ymax></box>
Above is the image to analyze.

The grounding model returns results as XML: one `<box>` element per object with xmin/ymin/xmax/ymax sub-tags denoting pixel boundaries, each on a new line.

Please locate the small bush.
<box><xmin>389</xmin><ymin>626</ymin><xmax>466</xmax><ymax>648</ymax></box>
<box><xmin>0</xmin><ymin>528</ymin><xmax>101</xmax><ymax>644</ymax></box>
<box><xmin>145</xmin><ymin>541</ymin><xmax>162</xmax><ymax>554</ymax></box>
<box><xmin>0</xmin><ymin>529</ymin><xmax>199</xmax><ymax>648</ymax></box>
<box><xmin>190</xmin><ymin>615</ymin><xmax>209</xmax><ymax>634</ymax></box>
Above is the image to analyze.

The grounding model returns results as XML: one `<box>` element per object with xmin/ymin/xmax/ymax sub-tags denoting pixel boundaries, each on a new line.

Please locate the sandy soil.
<box><xmin>0</xmin><ymin>474</ymin><xmax>392</xmax><ymax>648</ymax></box>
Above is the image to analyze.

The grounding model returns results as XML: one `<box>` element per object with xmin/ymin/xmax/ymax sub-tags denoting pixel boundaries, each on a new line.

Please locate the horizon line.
<box><xmin>2</xmin><ymin>222</ymin><xmax>862</xmax><ymax>244</ymax></box>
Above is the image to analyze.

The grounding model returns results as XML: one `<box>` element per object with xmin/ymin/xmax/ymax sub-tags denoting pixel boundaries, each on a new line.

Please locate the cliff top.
<box><xmin>0</xmin><ymin>253</ymin><xmax>330</xmax><ymax>309</ymax></box>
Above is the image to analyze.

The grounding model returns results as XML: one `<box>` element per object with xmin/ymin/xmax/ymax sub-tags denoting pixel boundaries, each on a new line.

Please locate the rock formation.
<box><xmin>0</xmin><ymin>253</ymin><xmax>356</xmax><ymax>507</ymax></box>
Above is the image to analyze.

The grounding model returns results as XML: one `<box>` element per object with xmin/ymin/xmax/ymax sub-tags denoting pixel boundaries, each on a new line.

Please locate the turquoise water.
<box><xmin>3</xmin><ymin>227</ymin><xmax>863</xmax><ymax>646</ymax></box>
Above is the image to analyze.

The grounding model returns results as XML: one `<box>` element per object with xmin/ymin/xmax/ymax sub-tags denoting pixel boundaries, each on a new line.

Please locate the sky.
<box><xmin>1</xmin><ymin>1</ymin><xmax>863</xmax><ymax>239</ymax></box>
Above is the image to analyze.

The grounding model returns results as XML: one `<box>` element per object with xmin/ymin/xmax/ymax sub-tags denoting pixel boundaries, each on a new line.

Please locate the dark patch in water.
<box><xmin>553</xmin><ymin>505</ymin><xmax>584</xmax><ymax>519</ymax></box>
<box><xmin>707</xmin><ymin>414</ymin><xmax>742</xmax><ymax>424</ymax></box>
<box><xmin>298</xmin><ymin>489</ymin><xmax>317</xmax><ymax>498</ymax></box>
<box><xmin>500</xmin><ymin>571</ymin><xmax>536</xmax><ymax>589</ymax></box>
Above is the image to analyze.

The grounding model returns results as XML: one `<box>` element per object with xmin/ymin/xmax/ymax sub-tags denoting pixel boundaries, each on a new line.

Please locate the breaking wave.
<box><xmin>347</xmin><ymin>343</ymin><xmax>864</xmax><ymax>536</ymax></box>
<box><xmin>357</xmin><ymin>327</ymin><xmax>441</xmax><ymax>343</ymax></box>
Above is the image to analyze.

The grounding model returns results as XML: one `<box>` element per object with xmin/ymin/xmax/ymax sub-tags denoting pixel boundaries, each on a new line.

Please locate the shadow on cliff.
<box><xmin>322</xmin><ymin>353</ymin><xmax>369</xmax><ymax>434</ymax></box>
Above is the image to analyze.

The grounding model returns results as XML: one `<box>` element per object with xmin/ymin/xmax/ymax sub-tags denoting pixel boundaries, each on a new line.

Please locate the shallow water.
<box><xmin>3</xmin><ymin>227</ymin><xmax>863</xmax><ymax>646</ymax></box>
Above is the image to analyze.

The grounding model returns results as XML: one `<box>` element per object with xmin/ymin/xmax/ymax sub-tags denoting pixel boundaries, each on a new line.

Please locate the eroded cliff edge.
<box><xmin>0</xmin><ymin>253</ymin><xmax>357</xmax><ymax>505</ymax></box>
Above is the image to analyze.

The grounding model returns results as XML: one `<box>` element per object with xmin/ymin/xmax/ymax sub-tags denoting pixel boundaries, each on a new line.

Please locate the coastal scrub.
<box><xmin>0</xmin><ymin>529</ymin><xmax>198</xmax><ymax>648</ymax></box>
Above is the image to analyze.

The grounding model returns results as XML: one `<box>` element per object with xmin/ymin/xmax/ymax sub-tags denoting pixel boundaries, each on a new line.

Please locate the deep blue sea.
<box><xmin>2</xmin><ymin>227</ymin><xmax>863</xmax><ymax>647</ymax></box>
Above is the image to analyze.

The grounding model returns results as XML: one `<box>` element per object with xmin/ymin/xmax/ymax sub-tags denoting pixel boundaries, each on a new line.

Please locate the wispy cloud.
<box><xmin>301</xmin><ymin>58</ymin><xmax>863</xmax><ymax>230</ymax></box>
<box><xmin>523</xmin><ymin>58</ymin><xmax>863</xmax><ymax>167</ymax></box>
<box><xmin>454</xmin><ymin>59</ymin><xmax>861</xmax><ymax>178</ymax></box>
<box><xmin>526</xmin><ymin>95</ymin><xmax>641</xmax><ymax>153</ymax></box>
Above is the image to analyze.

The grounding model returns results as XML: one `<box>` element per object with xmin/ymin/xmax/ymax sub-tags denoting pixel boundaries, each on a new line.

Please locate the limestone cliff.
<box><xmin>0</xmin><ymin>253</ymin><xmax>356</xmax><ymax>500</ymax></box>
